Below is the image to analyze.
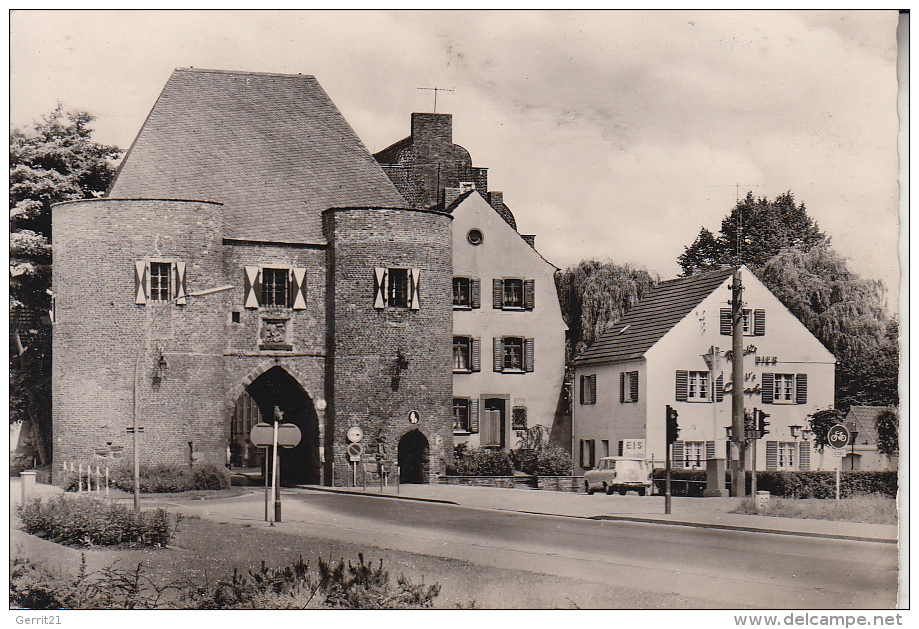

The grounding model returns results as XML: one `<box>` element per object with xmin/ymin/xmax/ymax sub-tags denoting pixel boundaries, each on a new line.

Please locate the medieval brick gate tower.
<box><xmin>51</xmin><ymin>68</ymin><xmax>454</xmax><ymax>486</ymax></box>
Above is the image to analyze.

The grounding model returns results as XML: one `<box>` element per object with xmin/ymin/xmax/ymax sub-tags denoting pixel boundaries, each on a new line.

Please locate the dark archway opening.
<box><xmin>398</xmin><ymin>429</ymin><xmax>429</xmax><ymax>484</ymax></box>
<box><xmin>245</xmin><ymin>366</ymin><xmax>319</xmax><ymax>486</ymax></box>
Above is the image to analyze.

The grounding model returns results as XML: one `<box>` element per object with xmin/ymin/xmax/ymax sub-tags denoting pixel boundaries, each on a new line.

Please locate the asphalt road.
<box><xmin>172</xmin><ymin>489</ymin><xmax>898</xmax><ymax>609</ymax></box>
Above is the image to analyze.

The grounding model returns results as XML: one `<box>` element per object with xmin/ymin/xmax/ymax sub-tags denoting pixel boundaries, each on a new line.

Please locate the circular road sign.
<box><xmin>347</xmin><ymin>426</ymin><xmax>364</xmax><ymax>443</ymax></box>
<box><xmin>408</xmin><ymin>410</ymin><xmax>420</xmax><ymax>424</ymax></box>
<box><xmin>347</xmin><ymin>442</ymin><xmax>364</xmax><ymax>462</ymax></box>
<box><xmin>827</xmin><ymin>424</ymin><xmax>852</xmax><ymax>449</ymax></box>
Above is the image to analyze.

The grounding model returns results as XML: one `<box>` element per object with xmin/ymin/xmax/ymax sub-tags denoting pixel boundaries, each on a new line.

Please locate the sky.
<box><xmin>9</xmin><ymin>9</ymin><xmax>903</xmax><ymax>306</ymax></box>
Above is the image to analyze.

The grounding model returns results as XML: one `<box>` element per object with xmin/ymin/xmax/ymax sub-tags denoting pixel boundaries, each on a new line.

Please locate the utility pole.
<box><xmin>730</xmin><ymin>267</ymin><xmax>747</xmax><ymax>497</ymax></box>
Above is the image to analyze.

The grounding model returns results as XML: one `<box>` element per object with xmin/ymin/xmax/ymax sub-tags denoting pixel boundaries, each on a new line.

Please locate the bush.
<box><xmin>108</xmin><ymin>463</ymin><xmax>230</xmax><ymax>494</ymax></box>
<box><xmin>649</xmin><ymin>469</ymin><xmax>898</xmax><ymax>499</ymax></box>
<box><xmin>11</xmin><ymin>552</ymin><xmax>443</xmax><ymax>610</ymax></box>
<box><xmin>17</xmin><ymin>494</ymin><xmax>177</xmax><ymax>547</ymax></box>
<box><xmin>536</xmin><ymin>442</ymin><xmax>573</xmax><ymax>476</ymax></box>
<box><xmin>446</xmin><ymin>446</ymin><xmax>513</xmax><ymax>476</ymax></box>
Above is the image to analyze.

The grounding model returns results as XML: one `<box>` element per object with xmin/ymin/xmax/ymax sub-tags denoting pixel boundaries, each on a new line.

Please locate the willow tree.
<box><xmin>758</xmin><ymin>243</ymin><xmax>898</xmax><ymax>411</ymax></box>
<box><xmin>555</xmin><ymin>260</ymin><xmax>657</xmax><ymax>399</ymax></box>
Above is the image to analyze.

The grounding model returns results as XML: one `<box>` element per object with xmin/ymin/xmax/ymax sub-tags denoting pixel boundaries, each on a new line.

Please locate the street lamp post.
<box><xmin>132</xmin><ymin>284</ymin><xmax>234</xmax><ymax>511</ymax></box>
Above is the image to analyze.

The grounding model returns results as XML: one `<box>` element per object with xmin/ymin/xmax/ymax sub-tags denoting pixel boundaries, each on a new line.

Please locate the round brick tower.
<box><xmin>323</xmin><ymin>207</ymin><xmax>453</xmax><ymax>485</ymax></box>
<box><xmin>52</xmin><ymin>198</ymin><xmax>228</xmax><ymax>482</ymax></box>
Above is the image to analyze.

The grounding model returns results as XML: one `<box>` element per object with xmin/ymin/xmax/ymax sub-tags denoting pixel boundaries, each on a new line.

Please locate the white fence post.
<box><xmin>105</xmin><ymin>466</ymin><xmax>110</xmax><ymax>498</ymax></box>
<box><xmin>78</xmin><ymin>463</ymin><xmax>84</xmax><ymax>492</ymax></box>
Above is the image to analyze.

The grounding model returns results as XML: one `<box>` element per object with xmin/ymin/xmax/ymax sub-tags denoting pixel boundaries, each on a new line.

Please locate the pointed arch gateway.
<box><xmin>231</xmin><ymin>364</ymin><xmax>320</xmax><ymax>486</ymax></box>
<box><xmin>398</xmin><ymin>429</ymin><xmax>429</xmax><ymax>484</ymax></box>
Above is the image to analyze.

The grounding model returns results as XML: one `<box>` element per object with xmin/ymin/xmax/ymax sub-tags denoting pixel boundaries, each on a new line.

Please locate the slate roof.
<box><xmin>108</xmin><ymin>68</ymin><xmax>407</xmax><ymax>243</ymax></box>
<box><xmin>574</xmin><ymin>267</ymin><xmax>735</xmax><ymax>366</ymax></box>
<box><xmin>845</xmin><ymin>406</ymin><xmax>893</xmax><ymax>447</ymax></box>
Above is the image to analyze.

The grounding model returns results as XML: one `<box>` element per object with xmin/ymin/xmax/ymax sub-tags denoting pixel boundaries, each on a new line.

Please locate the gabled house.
<box><xmin>841</xmin><ymin>406</ymin><xmax>898</xmax><ymax>471</ymax></box>
<box><xmin>572</xmin><ymin>266</ymin><xmax>836</xmax><ymax>474</ymax></box>
<box><xmin>375</xmin><ymin>113</ymin><xmax>568</xmax><ymax>450</ymax></box>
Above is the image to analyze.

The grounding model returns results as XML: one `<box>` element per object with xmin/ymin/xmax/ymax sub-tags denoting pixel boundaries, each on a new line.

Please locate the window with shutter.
<box><xmin>799</xmin><ymin>440</ymin><xmax>811</xmax><ymax>471</ymax></box>
<box><xmin>149</xmin><ymin>261</ymin><xmax>172</xmax><ymax>302</ymax></box>
<box><xmin>452</xmin><ymin>398</ymin><xmax>470</xmax><ymax>432</ymax></box>
<box><xmin>671</xmin><ymin>442</ymin><xmax>684</xmax><ymax>469</ymax></box>
<box><xmin>470</xmin><ymin>278</ymin><xmax>481</xmax><ymax>308</ymax></box>
<box><xmin>589</xmin><ymin>375</ymin><xmax>596</xmax><ymax>404</ymax></box>
<box><xmin>471</xmin><ymin>338</ymin><xmax>481</xmax><ymax>372</ymax></box>
<box><xmin>580</xmin><ymin>375</ymin><xmax>586</xmax><ymax>404</ymax></box>
<box><xmin>754</xmin><ymin>309</ymin><xmax>766</xmax><ymax>336</ymax></box>
<box><xmin>290</xmin><ymin>267</ymin><xmax>307</xmax><ymax>310</ymax></box>
<box><xmin>715</xmin><ymin>374</ymin><xmax>724</xmax><ymax>402</ymax></box>
<box><xmin>453</xmin><ymin>277</ymin><xmax>471</xmax><ymax>308</ymax></box>
<box><xmin>579</xmin><ymin>440</ymin><xmax>585</xmax><ymax>468</ymax></box>
<box><xmin>765</xmin><ymin>441</ymin><xmax>778</xmax><ymax>470</ymax></box>
<box><xmin>261</xmin><ymin>267</ymin><xmax>289</xmax><ymax>307</ymax></box>
<box><xmin>524</xmin><ymin>338</ymin><xmax>535</xmax><ymax>372</ymax></box>
<box><xmin>492</xmin><ymin>279</ymin><xmax>503</xmax><ymax>309</ymax></box>
<box><xmin>619</xmin><ymin>372</ymin><xmax>625</xmax><ymax>403</ymax></box>
<box><xmin>135</xmin><ymin>261</ymin><xmax>148</xmax><ymax>305</ymax></box>
<box><xmin>524</xmin><ymin>279</ymin><xmax>535</xmax><ymax>309</ymax></box>
<box><xmin>493</xmin><ymin>338</ymin><xmax>503</xmax><ymax>372</ymax></box>
<box><xmin>618</xmin><ymin>441</ymin><xmax>624</xmax><ymax>456</ymax></box>
<box><xmin>453</xmin><ymin>337</ymin><xmax>472</xmax><ymax>372</ymax></box>
<box><xmin>588</xmin><ymin>439</ymin><xmax>596</xmax><ymax>468</ymax></box>
<box><xmin>245</xmin><ymin>266</ymin><xmax>261</xmax><ymax>309</ymax></box>
<box><xmin>409</xmin><ymin>268</ymin><xmax>421</xmax><ymax>310</ymax></box>
<box><xmin>373</xmin><ymin>267</ymin><xmax>387</xmax><ymax>309</ymax></box>
<box><xmin>175</xmin><ymin>261</ymin><xmax>187</xmax><ymax>305</ymax></box>
<box><xmin>761</xmin><ymin>372</ymin><xmax>775</xmax><ymax>404</ymax></box>
<box><xmin>675</xmin><ymin>370</ymin><xmax>689</xmax><ymax>401</ymax></box>
<box><xmin>629</xmin><ymin>371</ymin><xmax>638</xmax><ymax>402</ymax></box>
<box><xmin>795</xmin><ymin>373</ymin><xmax>807</xmax><ymax>404</ymax></box>
<box><xmin>720</xmin><ymin>309</ymin><xmax>732</xmax><ymax>335</ymax></box>
<box><xmin>388</xmin><ymin>268</ymin><xmax>410</xmax><ymax>308</ymax></box>
<box><xmin>469</xmin><ymin>399</ymin><xmax>479</xmax><ymax>433</ymax></box>
<box><xmin>502</xmin><ymin>337</ymin><xmax>525</xmax><ymax>371</ymax></box>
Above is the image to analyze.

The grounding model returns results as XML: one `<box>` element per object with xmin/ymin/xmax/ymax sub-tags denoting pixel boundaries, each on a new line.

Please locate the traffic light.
<box><xmin>666</xmin><ymin>405</ymin><xmax>680</xmax><ymax>444</ymax></box>
<box><xmin>757</xmin><ymin>409</ymin><xmax>771</xmax><ymax>436</ymax></box>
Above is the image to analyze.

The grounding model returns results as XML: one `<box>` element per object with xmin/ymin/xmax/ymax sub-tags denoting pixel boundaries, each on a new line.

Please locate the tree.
<box><xmin>678</xmin><ymin>191</ymin><xmax>827</xmax><ymax>274</ymax></box>
<box><xmin>758</xmin><ymin>243</ymin><xmax>898</xmax><ymax>410</ymax></box>
<box><xmin>10</xmin><ymin>106</ymin><xmax>122</xmax><ymax>465</ymax></box>
<box><xmin>555</xmin><ymin>260</ymin><xmax>657</xmax><ymax>415</ymax></box>
<box><xmin>874</xmin><ymin>409</ymin><xmax>899</xmax><ymax>458</ymax></box>
<box><xmin>677</xmin><ymin>190</ymin><xmax>898</xmax><ymax>412</ymax></box>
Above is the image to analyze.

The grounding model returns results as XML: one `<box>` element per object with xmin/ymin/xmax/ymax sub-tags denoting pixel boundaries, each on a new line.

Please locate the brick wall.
<box><xmin>325</xmin><ymin>207</ymin><xmax>453</xmax><ymax>485</ymax></box>
<box><xmin>52</xmin><ymin>199</ymin><xmax>227</xmax><ymax>482</ymax></box>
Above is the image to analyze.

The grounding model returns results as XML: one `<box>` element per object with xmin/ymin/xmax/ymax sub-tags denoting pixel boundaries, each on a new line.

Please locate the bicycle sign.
<box><xmin>827</xmin><ymin>424</ymin><xmax>852</xmax><ymax>450</ymax></box>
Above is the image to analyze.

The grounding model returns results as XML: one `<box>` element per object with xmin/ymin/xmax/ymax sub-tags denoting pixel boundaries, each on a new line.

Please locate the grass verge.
<box><xmin>730</xmin><ymin>494</ymin><xmax>897</xmax><ymax>524</ymax></box>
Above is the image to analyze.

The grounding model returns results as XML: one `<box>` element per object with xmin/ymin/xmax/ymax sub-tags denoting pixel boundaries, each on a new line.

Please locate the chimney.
<box><xmin>411</xmin><ymin>113</ymin><xmax>452</xmax><ymax>151</ymax></box>
<box><xmin>486</xmin><ymin>191</ymin><xmax>504</xmax><ymax>212</ymax></box>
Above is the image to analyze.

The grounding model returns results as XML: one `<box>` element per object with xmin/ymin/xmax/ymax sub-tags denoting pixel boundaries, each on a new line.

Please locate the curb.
<box><xmin>297</xmin><ymin>485</ymin><xmax>459</xmax><ymax>506</ymax></box>
<box><xmin>298</xmin><ymin>486</ymin><xmax>896</xmax><ymax>545</ymax></box>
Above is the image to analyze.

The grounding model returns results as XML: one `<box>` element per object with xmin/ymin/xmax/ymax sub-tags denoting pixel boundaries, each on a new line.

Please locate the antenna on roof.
<box><xmin>417</xmin><ymin>87</ymin><xmax>454</xmax><ymax>113</ymax></box>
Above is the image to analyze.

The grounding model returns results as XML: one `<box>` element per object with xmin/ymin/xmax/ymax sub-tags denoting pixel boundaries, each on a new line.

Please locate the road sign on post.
<box><xmin>827</xmin><ymin>424</ymin><xmax>852</xmax><ymax>449</ymax></box>
<box><xmin>827</xmin><ymin>424</ymin><xmax>851</xmax><ymax>502</ymax></box>
<box><xmin>250</xmin><ymin>423</ymin><xmax>301</xmax><ymax>448</ymax></box>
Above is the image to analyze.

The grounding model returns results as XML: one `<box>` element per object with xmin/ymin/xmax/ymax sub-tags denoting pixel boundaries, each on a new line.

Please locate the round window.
<box><xmin>467</xmin><ymin>229</ymin><xmax>484</xmax><ymax>245</ymax></box>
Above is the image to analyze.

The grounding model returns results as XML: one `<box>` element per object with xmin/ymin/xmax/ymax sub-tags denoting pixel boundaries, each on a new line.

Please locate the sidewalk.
<box><xmin>303</xmin><ymin>482</ymin><xmax>899</xmax><ymax>544</ymax></box>
<box><xmin>9</xmin><ymin>477</ymin><xmax>898</xmax><ymax>544</ymax></box>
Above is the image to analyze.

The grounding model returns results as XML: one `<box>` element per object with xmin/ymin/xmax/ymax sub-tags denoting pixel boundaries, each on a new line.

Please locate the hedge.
<box><xmin>651</xmin><ymin>469</ymin><xmax>897</xmax><ymax>498</ymax></box>
<box><xmin>67</xmin><ymin>463</ymin><xmax>231</xmax><ymax>493</ymax></box>
<box><xmin>446</xmin><ymin>446</ymin><xmax>513</xmax><ymax>476</ymax></box>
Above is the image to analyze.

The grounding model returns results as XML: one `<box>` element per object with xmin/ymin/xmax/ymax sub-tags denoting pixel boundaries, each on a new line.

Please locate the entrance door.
<box><xmin>398</xmin><ymin>430</ymin><xmax>429</xmax><ymax>484</ymax></box>
<box><xmin>244</xmin><ymin>366</ymin><xmax>319</xmax><ymax>486</ymax></box>
<box><xmin>483</xmin><ymin>398</ymin><xmax>507</xmax><ymax>448</ymax></box>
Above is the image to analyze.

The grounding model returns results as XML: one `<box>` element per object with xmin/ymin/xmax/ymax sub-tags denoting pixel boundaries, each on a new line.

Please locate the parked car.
<box><xmin>583</xmin><ymin>457</ymin><xmax>652</xmax><ymax>496</ymax></box>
